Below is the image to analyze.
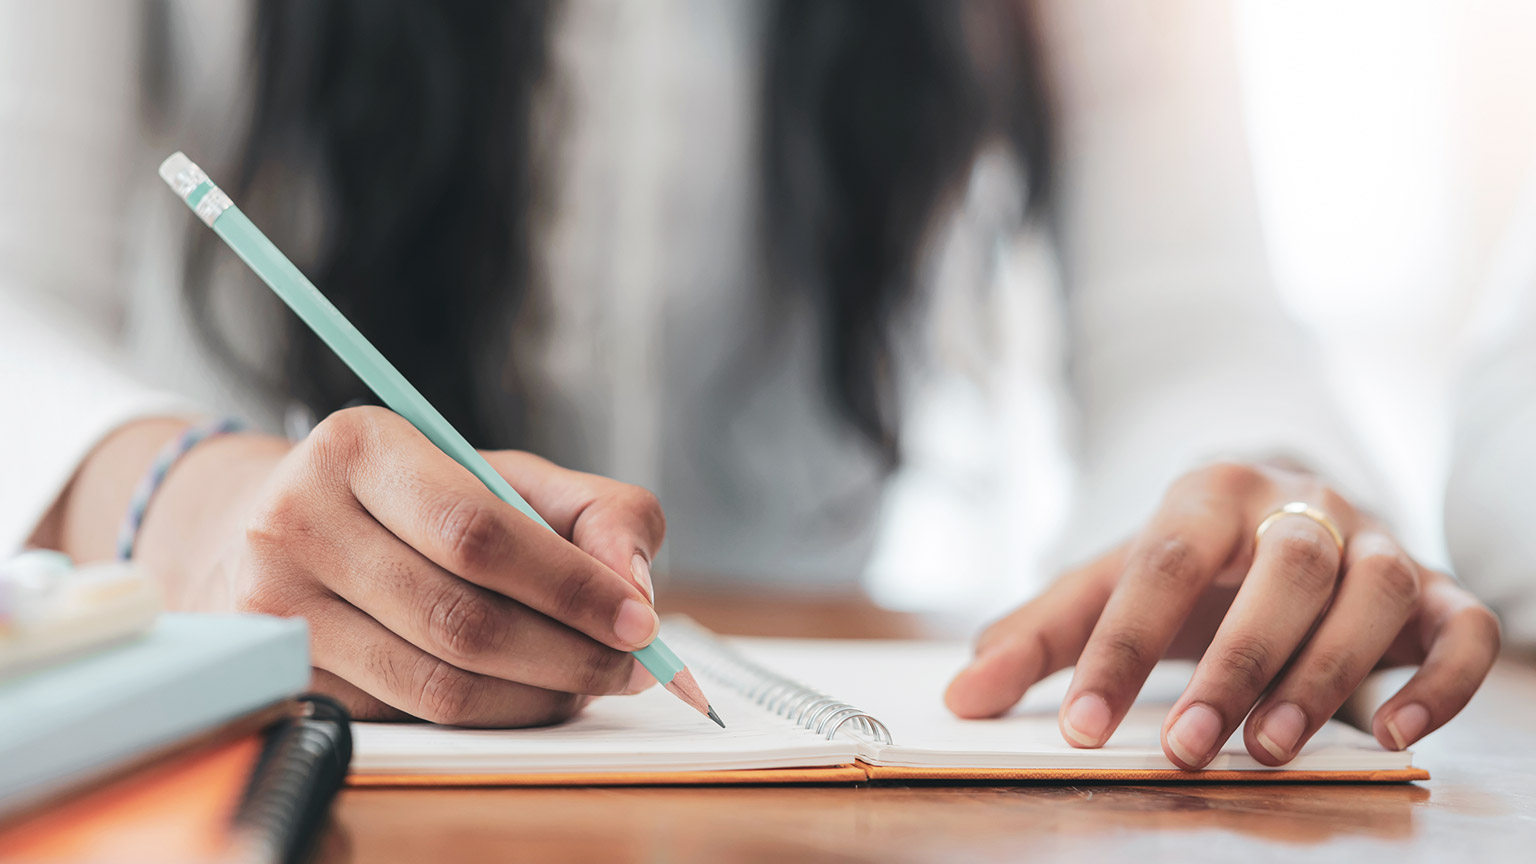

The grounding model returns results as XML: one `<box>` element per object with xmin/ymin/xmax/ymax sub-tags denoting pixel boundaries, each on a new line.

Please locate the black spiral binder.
<box><xmin>230</xmin><ymin>694</ymin><xmax>353</xmax><ymax>864</ymax></box>
<box><xmin>666</xmin><ymin>620</ymin><xmax>894</xmax><ymax>744</ymax></box>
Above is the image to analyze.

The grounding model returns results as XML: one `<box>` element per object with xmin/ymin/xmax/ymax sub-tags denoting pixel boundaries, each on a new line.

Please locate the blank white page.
<box><xmin>350</xmin><ymin>670</ymin><xmax>855</xmax><ymax>775</ymax></box>
<box><xmin>730</xmin><ymin>638</ymin><xmax>1412</xmax><ymax>772</ymax></box>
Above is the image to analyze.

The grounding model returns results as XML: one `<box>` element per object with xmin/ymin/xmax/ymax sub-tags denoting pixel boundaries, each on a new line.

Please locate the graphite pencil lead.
<box><xmin>707</xmin><ymin>706</ymin><xmax>725</xmax><ymax>728</ymax></box>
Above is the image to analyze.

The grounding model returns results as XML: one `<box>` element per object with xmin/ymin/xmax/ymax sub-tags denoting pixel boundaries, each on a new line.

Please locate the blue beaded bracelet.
<box><xmin>115</xmin><ymin>417</ymin><xmax>246</xmax><ymax>561</ymax></box>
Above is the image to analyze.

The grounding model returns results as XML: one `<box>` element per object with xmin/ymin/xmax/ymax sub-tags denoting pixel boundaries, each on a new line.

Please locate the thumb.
<box><xmin>569</xmin><ymin>491</ymin><xmax>666</xmax><ymax>604</ymax></box>
<box><xmin>944</xmin><ymin>547</ymin><xmax>1123</xmax><ymax>718</ymax></box>
<box><xmin>482</xmin><ymin>451</ymin><xmax>667</xmax><ymax>603</ymax></box>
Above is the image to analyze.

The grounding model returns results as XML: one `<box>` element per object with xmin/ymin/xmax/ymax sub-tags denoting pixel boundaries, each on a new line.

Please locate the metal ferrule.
<box><xmin>193</xmin><ymin>188</ymin><xmax>233</xmax><ymax>227</ymax></box>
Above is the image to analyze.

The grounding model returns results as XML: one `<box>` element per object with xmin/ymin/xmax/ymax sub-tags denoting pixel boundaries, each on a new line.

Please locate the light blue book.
<box><xmin>0</xmin><ymin>613</ymin><xmax>310</xmax><ymax>814</ymax></box>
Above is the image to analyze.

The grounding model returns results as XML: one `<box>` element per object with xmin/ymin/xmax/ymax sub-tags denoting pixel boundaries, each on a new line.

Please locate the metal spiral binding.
<box><xmin>665</xmin><ymin>619</ymin><xmax>893</xmax><ymax>744</ymax></box>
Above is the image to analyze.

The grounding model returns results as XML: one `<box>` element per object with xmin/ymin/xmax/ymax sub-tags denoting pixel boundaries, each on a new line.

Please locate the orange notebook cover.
<box><xmin>0</xmin><ymin>731</ymin><xmax>265</xmax><ymax>864</ymax></box>
<box><xmin>350</xmin><ymin>764</ymin><xmax>1426</xmax><ymax>788</ymax></box>
<box><xmin>0</xmin><ymin>698</ymin><xmax>352</xmax><ymax>864</ymax></box>
<box><xmin>347</xmin><ymin>624</ymin><xmax>1426</xmax><ymax>787</ymax></box>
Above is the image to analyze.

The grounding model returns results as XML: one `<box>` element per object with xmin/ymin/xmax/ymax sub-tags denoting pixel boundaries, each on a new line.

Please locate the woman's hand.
<box><xmin>945</xmin><ymin>460</ymin><xmax>1501</xmax><ymax>768</ymax></box>
<box><xmin>134</xmin><ymin>407</ymin><xmax>666</xmax><ymax>727</ymax></box>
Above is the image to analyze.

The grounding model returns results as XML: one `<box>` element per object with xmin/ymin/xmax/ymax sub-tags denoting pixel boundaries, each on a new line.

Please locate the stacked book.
<box><xmin>0</xmin><ymin>551</ymin><xmax>346</xmax><ymax>863</ymax></box>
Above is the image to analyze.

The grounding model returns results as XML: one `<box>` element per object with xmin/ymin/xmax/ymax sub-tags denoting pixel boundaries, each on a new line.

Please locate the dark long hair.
<box><xmin>180</xmin><ymin>0</ymin><xmax>1051</xmax><ymax>462</ymax></box>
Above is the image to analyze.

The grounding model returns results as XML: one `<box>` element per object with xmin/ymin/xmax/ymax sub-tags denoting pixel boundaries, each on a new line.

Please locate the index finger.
<box><xmin>306</xmin><ymin>408</ymin><xmax>660</xmax><ymax>653</ymax></box>
<box><xmin>1058</xmin><ymin>478</ymin><xmax>1244</xmax><ymax>748</ymax></box>
<box><xmin>944</xmin><ymin>547</ymin><xmax>1122</xmax><ymax>719</ymax></box>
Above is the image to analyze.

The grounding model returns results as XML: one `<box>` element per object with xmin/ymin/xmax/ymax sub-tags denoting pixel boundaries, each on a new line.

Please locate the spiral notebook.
<box><xmin>350</xmin><ymin>619</ymin><xmax>1425</xmax><ymax>785</ymax></box>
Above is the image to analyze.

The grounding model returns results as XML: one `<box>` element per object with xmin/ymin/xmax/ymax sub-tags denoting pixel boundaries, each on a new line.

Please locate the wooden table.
<box><xmin>319</xmin><ymin>590</ymin><xmax>1536</xmax><ymax>863</ymax></box>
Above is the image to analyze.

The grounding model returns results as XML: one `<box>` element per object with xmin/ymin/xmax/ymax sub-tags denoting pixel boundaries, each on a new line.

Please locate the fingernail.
<box><xmin>613</xmin><ymin>599</ymin><xmax>659</xmax><ymax>648</ymax></box>
<box><xmin>1256</xmin><ymin>702</ymin><xmax>1307</xmax><ymax>762</ymax></box>
<box><xmin>1062</xmin><ymin>692</ymin><xmax>1112</xmax><ymax>747</ymax></box>
<box><xmin>1384</xmin><ymin>702</ymin><xmax>1430</xmax><ymax>750</ymax></box>
<box><xmin>630</xmin><ymin>553</ymin><xmax>654</xmax><ymax>603</ymax></box>
<box><xmin>1167</xmin><ymin>703</ymin><xmax>1223</xmax><ymax>767</ymax></box>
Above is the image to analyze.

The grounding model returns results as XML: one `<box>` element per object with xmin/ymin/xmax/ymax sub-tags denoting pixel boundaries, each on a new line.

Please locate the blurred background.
<box><xmin>3</xmin><ymin>0</ymin><xmax>1535</xmax><ymax>625</ymax></box>
<box><xmin>872</xmin><ymin>0</ymin><xmax>1536</xmax><ymax>615</ymax></box>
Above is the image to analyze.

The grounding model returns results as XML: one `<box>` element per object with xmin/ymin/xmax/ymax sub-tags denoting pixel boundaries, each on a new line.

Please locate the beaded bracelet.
<box><xmin>115</xmin><ymin>417</ymin><xmax>246</xmax><ymax>561</ymax></box>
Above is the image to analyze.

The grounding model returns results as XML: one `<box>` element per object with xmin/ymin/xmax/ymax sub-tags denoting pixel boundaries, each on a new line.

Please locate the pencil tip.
<box><xmin>662</xmin><ymin>668</ymin><xmax>720</xmax><ymax>724</ymax></box>
<box><xmin>707</xmin><ymin>706</ymin><xmax>725</xmax><ymax>728</ymax></box>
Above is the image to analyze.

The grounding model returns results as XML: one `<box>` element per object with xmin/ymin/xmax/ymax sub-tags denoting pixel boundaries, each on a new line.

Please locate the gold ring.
<box><xmin>1255</xmin><ymin>502</ymin><xmax>1345</xmax><ymax>555</ymax></box>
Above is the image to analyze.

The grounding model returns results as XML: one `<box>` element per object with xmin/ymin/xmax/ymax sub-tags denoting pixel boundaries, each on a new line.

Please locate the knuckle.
<box><xmin>1355</xmin><ymin>553</ymin><xmax>1420</xmax><ymax>609</ymax></box>
<box><xmin>574</xmin><ymin>642</ymin><xmax>633</xmax><ymax>695</ymax></box>
<box><xmin>433</xmin><ymin>498</ymin><xmax>507</xmax><ymax>575</ymax></box>
<box><xmin>1274</xmin><ymin>530</ymin><xmax>1335</xmax><ymax>573</ymax></box>
<box><xmin>1306</xmin><ymin>648</ymin><xmax>1359</xmax><ymax>697</ymax></box>
<box><xmin>365</xmin><ymin>648</ymin><xmax>410</xmax><ymax>699</ymax></box>
<box><xmin>414</xmin><ymin>656</ymin><xmax>483</xmax><ymax>725</ymax></box>
<box><xmin>1201</xmin><ymin>460</ymin><xmax>1263</xmax><ymax>497</ymax></box>
<box><xmin>1214</xmin><ymin>635</ymin><xmax>1273</xmax><ymax>694</ymax></box>
<box><xmin>307</xmin><ymin>406</ymin><xmax>383</xmax><ymax>466</ymax></box>
<box><xmin>1100</xmin><ymin>631</ymin><xmax>1157</xmax><ymax>673</ymax></box>
<box><xmin>1138</xmin><ymin>537</ymin><xmax>1203</xmax><ymax>591</ymax></box>
<box><xmin>551</xmin><ymin>566</ymin><xmax>600</xmax><ymax>625</ymax></box>
<box><xmin>424</xmin><ymin>585</ymin><xmax>504</xmax><ymax>663</ymax></box>
<box><xmin>1270</xmin><ymin>532</ymin><xmax>1339</xmax><ymax>594</ymax></box>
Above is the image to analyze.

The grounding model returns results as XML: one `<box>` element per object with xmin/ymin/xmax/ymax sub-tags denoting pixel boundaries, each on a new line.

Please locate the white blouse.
<box><xmin>0</xmin><ymin>0</ymin><xmax>1379</xmax><ymax>599</ymax></box>
<box><xmin>1445</xmin><ymin>158</ymin><xmax>1536</xmax><ymax>646</ymax></box>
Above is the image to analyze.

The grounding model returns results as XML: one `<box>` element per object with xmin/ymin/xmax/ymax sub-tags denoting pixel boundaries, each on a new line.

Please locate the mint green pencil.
<box><xmin>158</xmin><ymin>152</ymin><xmax>720</xmax><ymax>727</ymax></box>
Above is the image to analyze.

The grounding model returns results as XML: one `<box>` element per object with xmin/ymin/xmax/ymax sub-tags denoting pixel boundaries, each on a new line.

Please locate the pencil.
<box><xmin>158</xmin><ymin>152</ymin><xmax>722</xmax><ymax>728</ymax></box>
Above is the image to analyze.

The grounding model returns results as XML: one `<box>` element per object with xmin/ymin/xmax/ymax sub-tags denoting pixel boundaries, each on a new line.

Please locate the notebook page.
<box><xmin>730</xmin><ymin>638</ymin><xmax>1412</xmax><ymax>772</ymax></box>
<box><xmin>350</xmin><ymin>671</ymin><xmax>855</xmax><ymax>775</ymax></box>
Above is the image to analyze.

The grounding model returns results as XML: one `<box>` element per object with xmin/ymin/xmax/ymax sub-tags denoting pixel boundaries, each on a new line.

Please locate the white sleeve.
<box><xmin>1040</xmin><ymin>0</ymin><xmax>1381</xmax><ymax>566</ymax></box>
<box><xmin>1445</xmin><ymin>162</ymin><xmax>1536</xmax><ymax>647</ymax></box>
<box><xmin>0</xmin><ymin>2</ymin><xmax>203</xmax><ymax>553</ymax></box>
<box><xmin>0</xmin><ymin>295</ymin><xmax>203</xmax><ymax>553</ymax></box>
